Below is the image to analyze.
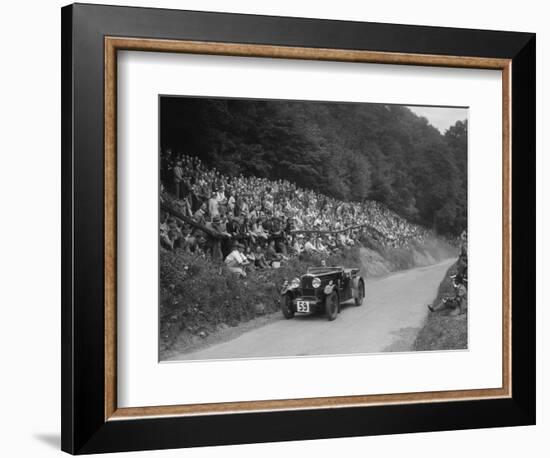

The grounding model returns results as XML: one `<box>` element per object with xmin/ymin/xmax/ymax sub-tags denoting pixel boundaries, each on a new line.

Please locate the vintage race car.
<box><xmin>280</xmin><ymin>266</ymin><xmax>365</xmax><ymax>321</ymax></box>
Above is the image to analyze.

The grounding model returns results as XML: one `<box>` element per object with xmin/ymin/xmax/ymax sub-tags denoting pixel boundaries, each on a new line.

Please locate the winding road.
<box><xmin>168</xmin><ymin>258</ymin><xmax>455</xmax><ymax>361</ymax></box>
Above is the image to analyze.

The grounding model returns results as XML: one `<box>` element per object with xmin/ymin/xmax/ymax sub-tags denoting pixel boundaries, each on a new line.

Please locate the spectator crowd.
<box><xmin>160</xmin><ymin>154</ymin><xmax>434</xmax><ymax>276</ymax></box>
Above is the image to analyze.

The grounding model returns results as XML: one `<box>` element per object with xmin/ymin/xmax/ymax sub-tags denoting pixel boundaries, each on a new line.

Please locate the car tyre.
<box><xmin>282</xmin><ymin>294</ymin><xmax>295</xmax><ymax>319</ymax></box>
<box><xmin>355</xmin><ymin>279</ymin><xmax>365</xmax><ymax>306</ymax></box>
<box><xmin>325</xmin><ymin>291</ymin><xmax>339</xmax><ymax>321</ymax></box>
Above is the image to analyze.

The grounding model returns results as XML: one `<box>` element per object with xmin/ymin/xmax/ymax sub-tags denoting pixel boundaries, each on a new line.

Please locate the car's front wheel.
<box><xmin>282</xmin><ymin>294</ymin><xmax>295</xmax><ymax>319</ymax></box>
<box><xmin>325</xmin><ymin>291</ymin><xmax>339</xmax><ymax>321</ymax></box>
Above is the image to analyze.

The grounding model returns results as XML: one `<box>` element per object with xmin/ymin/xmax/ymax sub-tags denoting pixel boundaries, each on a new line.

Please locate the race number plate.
<box><xmin>296</xmin><ymin>301</ymin><xmax>310</xmax><ymax>313</ymax></box>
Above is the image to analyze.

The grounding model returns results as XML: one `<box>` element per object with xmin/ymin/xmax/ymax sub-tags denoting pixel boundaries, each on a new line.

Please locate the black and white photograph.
<box><xmin>159</xmin><ymin>96</ymin><xmax>468</xmax><ymax>361</ymax></box>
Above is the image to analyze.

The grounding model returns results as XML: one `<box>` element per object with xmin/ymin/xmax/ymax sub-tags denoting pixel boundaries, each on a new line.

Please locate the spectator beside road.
<box><xmin>428</xmin><ymin>230</ymin><xmax>468</xmax><ymax>315</ymax></box>
<box><xmin>224</xmin><ymin>243</ymin><xmax>249</xmax><ymax>277</ymax></box>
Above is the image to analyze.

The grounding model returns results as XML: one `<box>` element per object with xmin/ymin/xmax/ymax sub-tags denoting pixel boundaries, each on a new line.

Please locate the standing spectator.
<box><xmin>207</xmin><ymin>192</ymin><xmax>219</xmax><ymax>222</ymax></box>
<box><xmin>203</xmin><ymin>215</ymin><xmax>226</xmax><ymax>261</ymax></box>
<box><xmin>227</xmin><ymin>192</ymin><xmax>236</xmax><ymax>216</ymax></box>
<box><xmin>173</xmin><ymin>160</ymin><xmax>184</xmax><ymax>199</ymax></box>
<box><xmin>216</xmin><ymin>186</ymin><xmax>227</xmax><ymax>216</ymax></box>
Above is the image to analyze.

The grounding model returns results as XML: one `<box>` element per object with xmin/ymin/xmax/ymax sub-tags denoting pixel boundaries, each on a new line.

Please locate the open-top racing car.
<box><xmin>280</xmin><ymin>266</ymin><xmax>365</xmax><ymax>321</ymax></box>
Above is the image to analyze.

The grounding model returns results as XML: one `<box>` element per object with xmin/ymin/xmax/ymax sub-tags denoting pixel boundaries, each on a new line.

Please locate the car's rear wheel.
<box><xmin>282</xmin><ymin>294</ymin><xmax>295</xmax><ymax>319</ymax></box>
<box><xmin>325</xmin><ymin>291</ymin><xmax>339</xmax><ymax>321</ymax></box>
<box><xmin>355</xmin><ymin>279</ymin><xmax>365</xmax><ymax>306</ymax></box>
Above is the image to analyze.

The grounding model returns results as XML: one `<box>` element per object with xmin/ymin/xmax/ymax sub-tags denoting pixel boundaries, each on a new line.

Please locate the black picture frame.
<box><xmin>61</xmin><ymin>3</ymin><xmax>535</xmax><ymax>454</ymax></box>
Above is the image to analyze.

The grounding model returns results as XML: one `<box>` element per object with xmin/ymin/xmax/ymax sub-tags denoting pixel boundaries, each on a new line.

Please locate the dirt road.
<box><xmin>168</xmin><ymin>258</ymin><xmax>455</xmax><ymax>361</ymax></box>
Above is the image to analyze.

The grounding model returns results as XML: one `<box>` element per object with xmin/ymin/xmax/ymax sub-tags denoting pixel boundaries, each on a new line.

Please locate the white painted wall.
<box><xmin>0</xmin><ymin>1</ymin><xmax>545</xmax><ymax>456</ymax></box>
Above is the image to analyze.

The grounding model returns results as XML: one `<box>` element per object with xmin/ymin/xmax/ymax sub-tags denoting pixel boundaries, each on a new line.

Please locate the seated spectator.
<box><xmin>183</xmin><ymin>232</ymin><xmax>200</xmax><ymax>253</ymax></box>
<box><xmin>292</xmin><ymin>236</ymin><xmax>304</xmax><ymax>255</ymax></box>
<box><xmin>225</xmin><ymin>214</ymin><xmax>239</xmax><ymax>237</ymax></box>
<box><xmin>428</xmin><ymin>274</ymin><xmax>467</xmax><ymax>315</ymax></box>
<box><xmin>316</xmin><ymin>237</ymin><xmax>330</xmax><ymax>254</ymax></box>
<box><xmin>224</xmin><ymin>242</ymin><xmax>249</xmax><ymax>277</ymax></box>
<box><xmin>244</xmin><ymin>245</ymin><xmax>256</xmax><ymax>268</ymax></box>
<box><xmin>265</xmin><ymin>240</ymin><xmax>283</xmax><ymax>266</ymax></box>
<box><xmin>253</xmin><ymin>245</ymin><xmax>268</xmax><ymax>269</ymax></box>
<box><xmin>251</xmin><ymin>217</ymin><xmax>268</xmax><ymax>240</ymax></box>
<box><xmin>167</xmin><ymin>217</ymin><xmax>183</xmax><ymax>249</ymax></box>
<box><xmin>304</xmin><ymin>237</ymin><xmax>319</xmax><ymax>254</ymax></box>
<box><xmin>160</xmin><ymin>218</ymin><xmax>173</xmax><ymax>250</ymax></box>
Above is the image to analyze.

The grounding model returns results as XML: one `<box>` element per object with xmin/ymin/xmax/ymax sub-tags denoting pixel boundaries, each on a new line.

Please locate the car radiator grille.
<box><xmin>301</xmin><ymin>288</ymin><xmax>316</xmax><ymax>296</ymax></box>
<box><xmin>301</xmin><ymin>277</ymin><xmax>316</xmax><ymax>296</ymax></box>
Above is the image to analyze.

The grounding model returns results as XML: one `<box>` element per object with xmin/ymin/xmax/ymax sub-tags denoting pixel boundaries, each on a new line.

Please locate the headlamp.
<box><xmin>290</xmin><ymin>277</ymin><xmax>301</xmax><ymax>289</ymax></box>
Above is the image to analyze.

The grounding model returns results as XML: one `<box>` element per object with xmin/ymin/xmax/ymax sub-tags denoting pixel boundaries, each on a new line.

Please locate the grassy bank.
<box><xmin>413</xmin><ymin>262</ymin><xmax>467</xmax><ymax>351</ymax></box>
<box><xmin>359</xmin><ymin>236</ymin><xmax>457</xmax><ymax>277</ymax></box>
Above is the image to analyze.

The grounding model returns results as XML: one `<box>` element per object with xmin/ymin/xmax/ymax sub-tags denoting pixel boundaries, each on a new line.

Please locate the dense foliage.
<box><xmin>161</xmin><ymin>98</ymin><xmax>467</xmax><ymax>235</ymax></box>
